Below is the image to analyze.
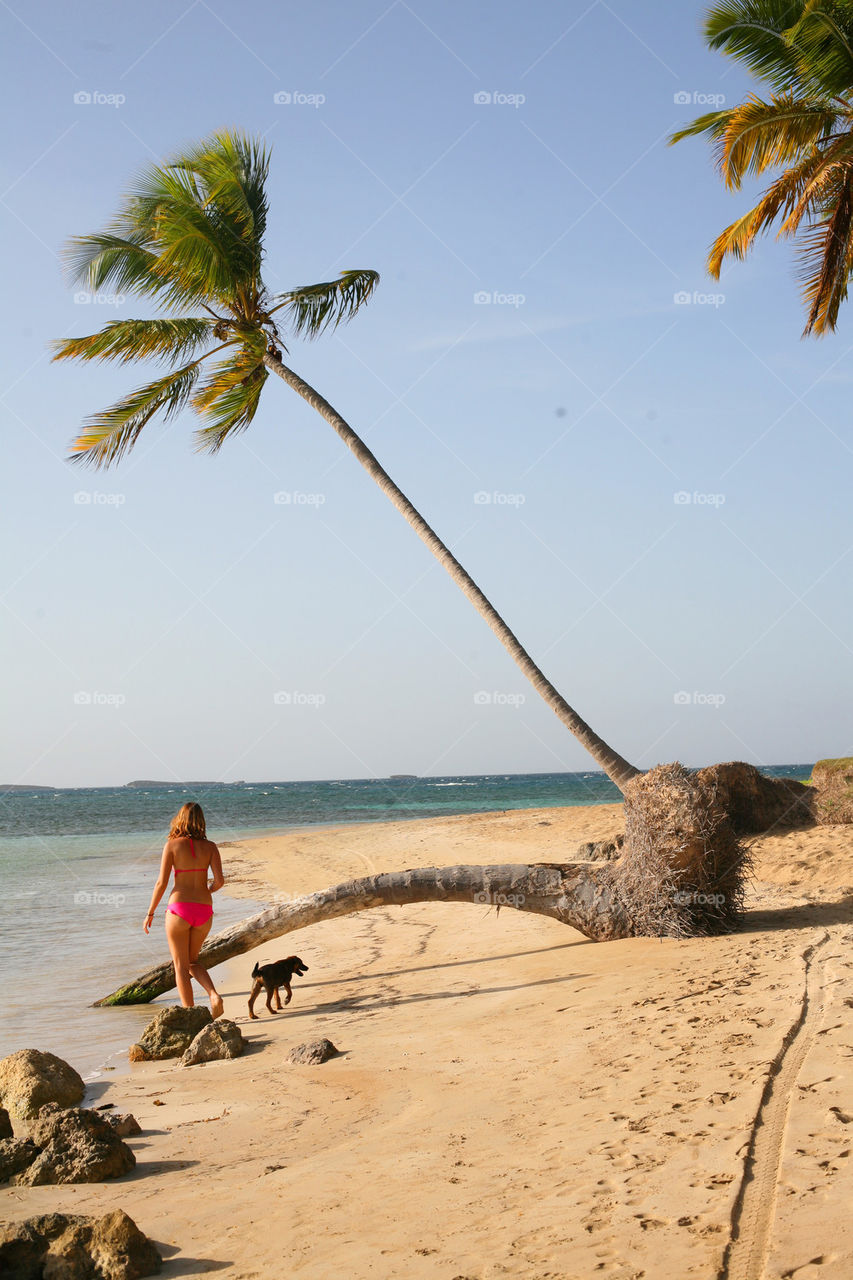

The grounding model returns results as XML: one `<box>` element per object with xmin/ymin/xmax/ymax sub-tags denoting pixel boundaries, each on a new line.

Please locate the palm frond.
<box><xmin>707</xmin><ymin>148</ymin><xmax>828</xmax><ymax>274</ymax></box>
<box><xmin>53</xmin><ymin>318</ymin><xmax>216</xmax><ymax>366</ymax></box>
<box><xmin>704</xmin><ymin>1</ymin><xmax>808</xmax><ymax>92</ymax></box>
<box><xmin>797</xmin><ymin>171</ymin><xmax>853</xmax><ymax>332</ymax></box>
<box><xmin>69</xmin><ymin>362</ymin><xmax>203</xmax><ymax>468</ymax></box>
<box><xmin>174</xmin><ymin>130</ymin><xmax>270</xmax><ymax>262</ymax></box>
<box><xmin>62</xmin><ymin>232</ymin><xmax>161</xmax><ymax>297</ymax></box>
<box><xmin>715</xmin><ymin>93</ymin><xmax>838</xmax><ymax>188</ymax></box>
<box><xmin>191</xmin><ymin>343</ymin><xmax>268</xmax><ymax>451</ymax></box>
<box><xmin>787</xmin><ymin>0</ymin><xmax>853</xmax><ymax>98</ymax></box>
<box><xmin>271</xmin><ymin>269</ymin><xmax>380</xmax><ymax>339</ymax></box>
<box><xmin>669</xmin><ymin>108</ymin><xmax>737</xmax><ymax>146</ymax></box>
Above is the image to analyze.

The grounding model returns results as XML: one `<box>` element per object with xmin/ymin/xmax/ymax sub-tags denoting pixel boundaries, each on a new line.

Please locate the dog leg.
<box><xmin>248</xmin><ymin>979</ymin><xmax>263</xmax><ymax>1020</ymax></box>
<box><xmin>283</xmin><ymin>981</ymin><xmax>293</xmax><ymax>1006</ymax></box>
<box><xmin>265</xmin><ymin>983</ymin><xmax>278</xmax><ymax>1014</ymax></box>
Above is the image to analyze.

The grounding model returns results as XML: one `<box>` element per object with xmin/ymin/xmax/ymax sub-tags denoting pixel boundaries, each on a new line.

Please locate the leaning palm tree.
<box><xmin>670</xmin><ymin>0</ymin><xmax>853</xmax><ymax>334</ymax></box>
<box><xmin>54</xmin><ymin>129</ymin><xmax>639</xmax><ymax>790</ymax></box>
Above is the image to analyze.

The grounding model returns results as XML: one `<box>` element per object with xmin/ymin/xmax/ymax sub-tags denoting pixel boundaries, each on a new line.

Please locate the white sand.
<box><xmin>4</xmin><ymin>805</ymin><xmax>853</xmax><ymax>1279</ymax></box>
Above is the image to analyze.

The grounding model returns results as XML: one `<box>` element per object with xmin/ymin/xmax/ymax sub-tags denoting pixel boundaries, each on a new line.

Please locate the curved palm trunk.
<box><xmin>96</xmin><ymin>861</ymin><xmax>633</xmax><ymax>1005</ymax></box>
<box><xmin>263</xmin><ymin>353</ymin><xmax>640</xmax><ymax>791</ymax></box>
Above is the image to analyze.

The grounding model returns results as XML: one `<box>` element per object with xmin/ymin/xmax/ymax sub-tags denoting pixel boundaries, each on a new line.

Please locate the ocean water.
<box><xmin>0</xmin><ymin>767</ymin><xmax>812</xmax><ymax>1079</ymax></box>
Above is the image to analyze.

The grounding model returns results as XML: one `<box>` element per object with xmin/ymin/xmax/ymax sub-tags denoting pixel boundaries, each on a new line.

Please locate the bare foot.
<box><xmin>210</xmin><ymin>992</ymin><xmax>224</xmax><ymax>1019</ymax></box>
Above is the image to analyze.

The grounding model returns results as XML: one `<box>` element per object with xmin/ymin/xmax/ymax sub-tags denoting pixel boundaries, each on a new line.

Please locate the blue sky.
<box><xmin>1</xmin><ymin>0</ymin><xmax>851</xmax><ymax>788</ymax></box>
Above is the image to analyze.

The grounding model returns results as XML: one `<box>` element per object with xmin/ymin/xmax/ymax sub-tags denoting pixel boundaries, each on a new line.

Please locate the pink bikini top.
<box><xmin>174</xmin><ymin>837</ymin><xmax>206</xmax><ymax>877</ymax></box>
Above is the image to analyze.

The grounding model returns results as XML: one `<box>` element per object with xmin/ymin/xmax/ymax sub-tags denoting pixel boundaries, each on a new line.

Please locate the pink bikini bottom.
<box><xmin>166</xmin><ymin>901</ymin><xmax>213</xmax><ymax>927</ymax></box>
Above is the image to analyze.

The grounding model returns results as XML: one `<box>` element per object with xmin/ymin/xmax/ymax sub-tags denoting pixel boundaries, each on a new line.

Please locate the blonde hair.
<box><xmin>168</xmin><ymin>802</ymin><xmax>207</xmax><ymax>840</ymax></box>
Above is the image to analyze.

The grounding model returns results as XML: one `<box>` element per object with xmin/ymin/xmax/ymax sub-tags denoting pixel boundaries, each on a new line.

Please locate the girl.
<box><xmin>143</xmin><ymin>801</ymin><xmax>225</xmax><ymax>1017</ymax></box>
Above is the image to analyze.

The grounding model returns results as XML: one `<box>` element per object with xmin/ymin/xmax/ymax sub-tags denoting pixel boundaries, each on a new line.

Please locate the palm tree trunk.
<box><xmin>263</xmin><ymin>352</ymin><xmax>640</xmax><ymax>791</ymax></box>
<box><xmin>95</xmin><ymin>861</ymin><xmax>633</xmax><ymax>1005</ymax></box>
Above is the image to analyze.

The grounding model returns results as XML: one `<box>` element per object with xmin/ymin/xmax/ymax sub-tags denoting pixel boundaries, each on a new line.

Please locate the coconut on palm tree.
<box><xmin>53</xmin><ymin>129</ymin><xmax>639</xmax><ymax>790</ymax></box>
<box><xmin>670</xmin><ymin>0</ymin><xmax>853</xmax><ymax>334</ymax></box>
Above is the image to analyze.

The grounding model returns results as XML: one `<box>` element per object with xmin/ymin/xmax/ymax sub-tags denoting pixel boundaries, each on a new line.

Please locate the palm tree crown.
<box><xmin>670</xmin><ymin>0</ymin><xmax>853</xmax><ymax>334</ymax></box>
<box><xmin>54</xmin><ymin>130</ymin><xmax>379</xmax><ymax>464</ymax></box>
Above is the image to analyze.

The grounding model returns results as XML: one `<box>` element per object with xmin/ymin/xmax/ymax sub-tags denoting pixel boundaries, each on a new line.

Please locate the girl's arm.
<box><xmin>143</xmin><ymin>843</ymin><xmax>173</xmax><ymax>933</ymax></box>
<box><xmin>208</xmin><ymin>845</ymin><xmax>225</xmax><ymax>893</ymax></box>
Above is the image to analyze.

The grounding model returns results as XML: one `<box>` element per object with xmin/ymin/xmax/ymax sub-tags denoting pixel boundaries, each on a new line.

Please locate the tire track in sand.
<box><xmin>719</xmin><ymin>931</ymin><xmax>830</xmax><ymax>1280</ymax></box>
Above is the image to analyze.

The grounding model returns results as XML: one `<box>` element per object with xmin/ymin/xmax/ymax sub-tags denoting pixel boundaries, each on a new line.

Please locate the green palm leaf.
<box><xmin>53</xmin><ymin>318</ymin><xmax>216</xmax><ymax>366</ymax></box>
<box><xmin>271</xmin><ymin>270</ymin><xmax>380</xmax><ymax>339</ymax></box>
<box><xmin>704</xmin><ymin>0</ymin><xmax>808</xmax><ymax>91</ymax></box>
<box><xmin>69</xmin><ymin>362</ymin><xmax>204</xmax><ymax>467</ymax></box>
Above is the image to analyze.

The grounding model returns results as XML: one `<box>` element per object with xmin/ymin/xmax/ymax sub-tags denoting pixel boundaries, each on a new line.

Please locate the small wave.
<box><xmin>432</xmin><ymin>782</ymin><xmax>477</xmax><ymax>787</ymax></box>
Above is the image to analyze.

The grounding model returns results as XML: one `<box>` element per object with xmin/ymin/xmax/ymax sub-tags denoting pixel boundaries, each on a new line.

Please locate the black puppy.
<box><xmin>248</xmin><ymin>956</ymin><xmax>309</xmax><ymax>1019</ymax></box>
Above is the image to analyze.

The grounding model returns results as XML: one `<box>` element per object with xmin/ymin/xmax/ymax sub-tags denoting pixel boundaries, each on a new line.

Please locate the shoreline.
<box><xmin>8</xmin><ymin>802</ymin><xmax>853</xmax><ymax>1277</ymax></box>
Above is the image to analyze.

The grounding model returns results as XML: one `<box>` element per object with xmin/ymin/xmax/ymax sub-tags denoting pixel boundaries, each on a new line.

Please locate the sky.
<box><xmin>1</xmin><ymin>0</ymin><xmax>851</xmax><ymax>788</ymax></box>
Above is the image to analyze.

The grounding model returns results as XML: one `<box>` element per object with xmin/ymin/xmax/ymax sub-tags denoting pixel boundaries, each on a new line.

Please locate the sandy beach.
<box><xmin>4</xmin><ymin>802</ymin><xmax>853</xmax><ymax>1279</ymax></box>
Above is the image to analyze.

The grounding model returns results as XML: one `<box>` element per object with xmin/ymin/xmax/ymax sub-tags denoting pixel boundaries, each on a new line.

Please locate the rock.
<box><xmin>811</xmin><ymin>758</ymin><xmax>853</xmax><ymax>824</ymax></box>
<box><xmin>15</xmin><ymin>1103</ymin><xmax>135</xmax><ymax>1185</ymax></box>
<box><xmin>0</xmin><ymin>1106</ymin><xmax>12</xmax><ymax>1138</ymax></box>
<box><xmin>0</xmin><ymin>1137</ymin><xmax>40</xmax><ymax>1182</ymax></box>
<box><xmin>181</xmin><ymin>1019</ymin><xmax>244</xmax><ymax>1066</ymax></box>
<box><xmin>107</xmin><ymin>1113</ymin><xmax>142</xmax><ymax>1137</ymax></box>
<box><xmin>288</xmin><ymin>1038</ymin><xmax>339</xmax><ymax>1065</ymax></box>
<box><xmin>0</xmin><ymin>1049</ymin><xmax>85</xmax><ymax>1122</ymax></box>
<box><xmin>128</xmin><ymin>1006</ymin><xmax>212</xmax><ymax>1061</ymax></box>
<box><xmin>0</xmin><ymin>1208</ymin><xmax>161</xmax><ymax>1279</ymax></box>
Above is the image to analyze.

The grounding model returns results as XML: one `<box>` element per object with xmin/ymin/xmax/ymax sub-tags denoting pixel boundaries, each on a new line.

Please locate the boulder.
<box><xmin>180</xmin><ymin>1019</ymin><xmax>244</xmax><ymax>1066</ymax></box>
<box><xmin>0</xmin><ymin>1137</ymin><xmax>40</xmax><ymax>1182</ymax></box>
<box><xmin>107</xmin><ymin>1113</ymin><xmax>142</xmax><ymax>1137</ymax></box>
<box><xmin>288</xmin><ymin>1038</ymin><xmax>339</xmax><ymax>1065</ymax></box>
<box><xmin>128</xmin><ymin>1006</ymin><xmax>212</xmax><ymax>1062</ymax></box>
<box><xmin>15</xmin><ymin>1103</ymin><xmax>135</xmax><ymax>1186</ymax></box>
<box><xmin>811</xmin><ymin>758</ymin><xmax>853</xmax><ymax>824</ymax></box>
<box><xmin>0</xmin><ymin>1106</ymin><xmax>12</xmax><ymax>1138</ymax></box>
<box><xmin>0</xmin><ymin>1049</ymin><xmax>85</xmax><ymax>1121</ymax></box>
<box><xmin>0</xmin><ymin>1208</ymin><xmax>161</xmax><ymax>1279</ymax></box>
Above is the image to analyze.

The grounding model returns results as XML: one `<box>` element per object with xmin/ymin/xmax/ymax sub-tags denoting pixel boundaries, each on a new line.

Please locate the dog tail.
<box><xmin>251</xmin><ymin>962</ymin><xmax>260</xmax><ymax>979</ymax></box>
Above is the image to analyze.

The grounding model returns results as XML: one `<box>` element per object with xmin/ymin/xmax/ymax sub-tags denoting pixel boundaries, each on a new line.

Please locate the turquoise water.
<box><xmin>0</xmin><ymin>767</ymin><xmax>812</xmax><ymax>1079</ymax></box>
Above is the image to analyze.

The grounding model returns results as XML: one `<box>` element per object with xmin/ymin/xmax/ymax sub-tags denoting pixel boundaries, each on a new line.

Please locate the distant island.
<box><xmin>0</xmin><ymin>784</ymin><xmax>57</xmax><ymax>794</ymax></box>
<box><xmin>124</xmin><ymin>780</ymin><xmax>246</xmax><ymax>789</ymax></box>
<box><xmin>388</xmin><ymin>774</ymin><xmax>419</xmax><ymax>781</ymax></box>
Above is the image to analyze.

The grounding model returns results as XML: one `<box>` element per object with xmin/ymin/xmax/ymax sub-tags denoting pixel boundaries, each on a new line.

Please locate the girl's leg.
<box><xmin>188</xmin><ymin>919</ymin><xmax>224</xmax><ymax>1018</ymax></box>
<box><xmin>165</xmin><ymin>912</ymin><xmax>195</xmax><ymax>1007</ymax></box>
